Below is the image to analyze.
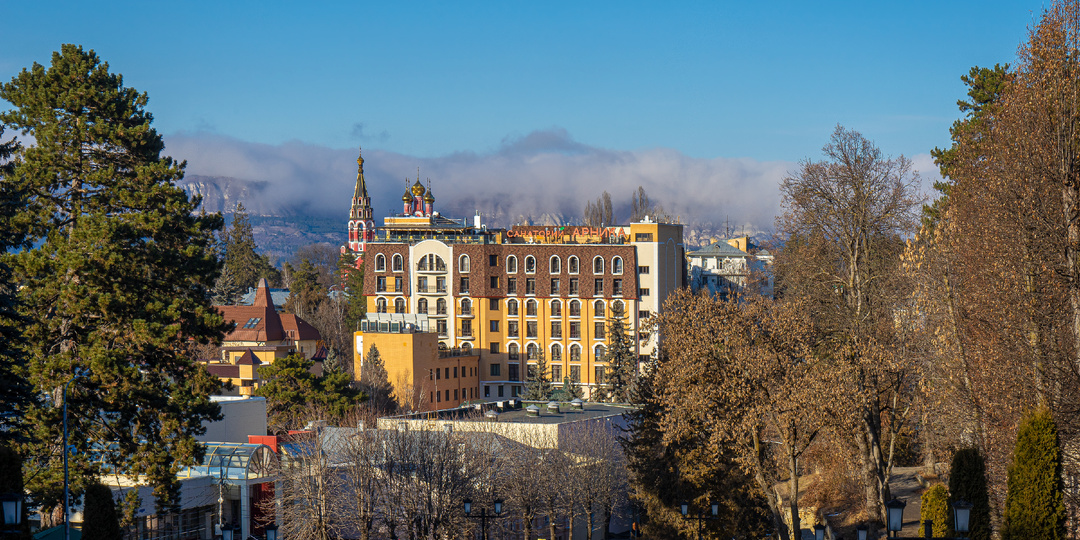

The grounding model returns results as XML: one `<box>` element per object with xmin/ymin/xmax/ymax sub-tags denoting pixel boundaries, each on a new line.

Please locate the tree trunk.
<box><xmin>751</xmin><ymin>431</ymin><xmax>790</xmax><ymax>540</ymax></box>
<box><xmin>787</xmin><ymin>447</ymin><xmax>801</xmax><ymax>540</ymax></box>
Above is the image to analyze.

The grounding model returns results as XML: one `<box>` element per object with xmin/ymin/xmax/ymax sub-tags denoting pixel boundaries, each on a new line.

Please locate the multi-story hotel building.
<box><xmin>349</xmin><ymin>150</ymin><xmax>685</xmax><ymax>403</ymax></box>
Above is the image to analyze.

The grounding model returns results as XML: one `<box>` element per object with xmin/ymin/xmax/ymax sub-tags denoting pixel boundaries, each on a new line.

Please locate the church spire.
<box><xmin>352</xmin><ymin>145</ymin><xmax>368</xmax><ymax>201</ymax></box>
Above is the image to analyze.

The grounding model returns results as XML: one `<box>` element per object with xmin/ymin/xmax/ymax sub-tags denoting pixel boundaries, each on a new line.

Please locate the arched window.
<box><xmin>461</xmin><ymin>342</ymin><xmax>472</xmax><ymax>353</ymax></box>
<box><xmin>507</xmin><ymin>299</ymin><xmax>519</xmax><ymax>316</ymax></box>
<box><xmin>594</xmin><ymin>300</ymin><xmax>605</xmax><ymax>318</ymax></box>
<box><xmin>375</xmin><ymin>254</ymin><xmax>386</xmax><ymax>272</ymax></box>
<box><xmin>612</xmin><ymin>256</ymin><xmax>623</xmax><ymax>275</ymax></box>
<box><xmin>392</xmin><ymin>253</ymin><xmax>403</xmax><ymax>272</ymax></box>
<box><xmin>418</xmin><ymin>298</ymin><xmax>428</xmax><ymax>314</ymax></box>
<box><xmin>570</xmin><ymin>344</ymin><xmax>581</xmax><ymax>362</ymax></box>
<box><xmin>594</xmin><ymin>344</ymin><xmax>607</xmax><ymax>360</ymax></box>
<box><xmin>568</xmin><ymin>256</ymin><xmax>580</xmax><ymax>274</ymax></box>
<box><xmin>527</xmin><ymin>343</ymin><xmax>538</xmax><ymax>360</ymax></box>
<box><xmin>459</xmin><ymin>254</ymin><xmax>471</xmax><ymax>273</ymax></box>
<box><xmin>395</xmin><ymin>298</ymin><xmax>406</xmax><ymax>313</ymax></box>
<box><xmin>376</xmin><ymin>297</ymin><xmax>387</xmax><ymax>313</ymax></box>
<box><xmin>593</xmin><ymin>256</ymin><xmax>604</xmax><ymax>274</ymax></box>
<box><xmin>436</xmin><ymin>298</ymin><xmax>447</xmax><ymax>315</ymax></box>
<box><xmin>550</xmin><ymin>256</ymin><xmax>561</xmax><ymax>274</ymax></box>
<box><xmin>569</xmin><ymin>300</ymin><xmax>581</xmax><ymax>317</ymax></box>
<box><xmin>551</xmin><ymin>343</ymin><xmax>562</xmax><ymax>362</ymax></box>
<box><xmin>461</xmin><ymin>298</ymin><xmax>472</xmax><ymax>316</ymax></box>
<box><xmin>525</xmin><ymin>255</ymin><xmax>536</xmax><ymax>274</ymax></box>
<box><xmin>508</xmin><ymin>343</ymin><xmax>520</xmax><ymax>360</ymax></box>
<box><xmin>526</xmin><ymin>299</ymin><xmax>537</xmax><ymax>317</ymax></box>
<box><xmin>417</xmin><ymin>254</ymin><xmax>446</xmax><ymax>272</ymax></box>
<box><xmin>550</xmin><ymin>300</ymin><xmax>562</xmax><ymax>317</ymax></box>
<box><xmin>506</xmin><ymin>255</ymin><xmax>518</xmax><ymax>274</ymax></box>
<box><xmin>613</xmin><ymin>300</ymin><xmax>624</xmax><ymax>315</ymax></box>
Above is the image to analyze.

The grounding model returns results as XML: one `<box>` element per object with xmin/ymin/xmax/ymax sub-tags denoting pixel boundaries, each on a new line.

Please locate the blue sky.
<box><xmin>0</xmin><ymin>1</ymin><xmax>1051</xmax><ymax>231</ymax></box>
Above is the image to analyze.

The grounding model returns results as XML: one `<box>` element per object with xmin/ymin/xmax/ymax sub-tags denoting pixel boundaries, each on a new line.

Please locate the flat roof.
<box><xmin>387</xmin><ymin>400</ymin><xmax>636</xmax><ymax>426</ymax></box>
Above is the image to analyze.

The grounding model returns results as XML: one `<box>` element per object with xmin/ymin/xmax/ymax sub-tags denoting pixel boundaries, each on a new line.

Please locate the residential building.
<box><xmin>687</xmin><ymin>235</ymin><xmax>774</xmax><ymax>298</ymax></box>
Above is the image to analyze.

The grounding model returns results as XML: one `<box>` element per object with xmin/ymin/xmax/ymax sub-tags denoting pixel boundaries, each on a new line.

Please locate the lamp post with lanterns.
<box><xmin>679</xmin><ymin>500</ymin><xmax>718</xmax><ymax>540</ymax></box>
<box><xmin>869</xmin><ymin>498</ymin><xmax>973</xmax><ymax>539</ymax></box>
<box><xmin>0</xmin><ymin>492</ymin><xmax>24</xmax><ymax>539</ymax></box>
<box><xmin>464</xmin><ymin>498</ymin><xmax>503</xmax><ymax>540</ymax></box>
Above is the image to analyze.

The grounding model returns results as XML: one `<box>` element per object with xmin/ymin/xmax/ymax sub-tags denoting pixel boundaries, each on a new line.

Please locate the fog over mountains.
<box><xmin>169</xmin><ymin>128</ymin><xmax>941</xmax><ymax>259</ymax></box>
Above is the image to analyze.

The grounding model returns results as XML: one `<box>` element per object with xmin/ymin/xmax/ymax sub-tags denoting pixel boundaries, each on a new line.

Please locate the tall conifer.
<box><xmin>1003</xmin><ymin>407</ymin><xmax>1065</xmax><ymax>540</ymax></box>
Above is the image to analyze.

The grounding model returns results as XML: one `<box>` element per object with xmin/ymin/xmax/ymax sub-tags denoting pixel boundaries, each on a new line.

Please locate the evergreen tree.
<box><xmin>0</xmin><ymin>44</ymin><xmax>227</xmax><ymax>513</ymax></box>
<box><xmin>523</xmin><ymin>350</ymin><xmax>553</xmax><ymax>400</ymax></box>
<box><xmin>339</xmin><ymin>253</ymin><xmax>366</xmax><ymax>334</ymax></box>
<box><xmin>562</xmin><ymin>376</ymin><xmax>584</xmax><ymax>400</ymax></box>
<box><xmin>257</xmin><ymin>353</ymin><xmax>363</xmax><ymax>430</ymax></box>
<box><xmin>0</xmin><ymin>444</ymin><xmax>29</xmax><ymax>539</ymax></box>
<box><xmin>947</xmin><ymin>448</ymin><xmax>991</xmax><ymax>540</ymax></box>
<box><xmin>920</xmin><ymin>484</ymin><xmax>949</xmax><ymax>539</ymax></box>
<box><xmin>222</xmin><ymin>202</ymin><xmax>279</xmax><ymax>291</ymax></box>
<box><xmin>0</xmin><ymin>126</ymin><xmax>33</xmax><ymax>444</ymax></box>
<box><xmin>1003</xmin><ymin>407</ymin><xmax>1065</xmax><ymax>540</ymax></box>
<box><xmin>602</xmin><ymin>304</ymin><xmax>637</xmax><ymax>403</ymax></box>
<box><xmin>284</xmin><ymin>258</ymin><xmax>323</xmax><ymax>320</ymax></box>
<box><xmin>359</xmin><ymin>344</ymin><xmax>395</xmax><ymax>413</ymax></box>
<box><xmin>81</xmin><ymin>480</ymin><xmax>121</xmax><ymax>540</ymax></box>
<box><xmin>211</xmin><ymin>263</ymin><xmax>242</xmax><ymax>305</ymax></box>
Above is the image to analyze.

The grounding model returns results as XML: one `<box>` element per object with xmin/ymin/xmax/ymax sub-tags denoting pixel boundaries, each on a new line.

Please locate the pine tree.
<box><xmin>359</xmin><ymin>344</ymin><xmax>395</xmax><ymax>413</ymax></box>
<box><xmin>0</xmin><ymin>126</ymin><xmax>33</xmax><ymax>444</ymax></box>
<box><xmin>1003</xmin><ymin>407</ymin><xmax>1065</xmax><ymax>540</ymax></box>
<box><xmin>602</xmin><ymin>304</ymin><xmax>637</xmax><ymax>402</ymax></box>
<box><xmin>81</xmin><ymin>480</ymin><xmax>121</xmax><ymax>540</ymax></box>
<box><xmin>222</xmin><ymin>202</ymin><xmax>279</xmax><ymax>291</ymax></box>
<box><xmin>257</xmin><ymin>353</ymin><xmax>363</xmax><ymax>430</ymax></box>
<box><xmin>947</xmin><ymin>448</ymin><xmax>991</xmax><ymax>540</ymax></box>
<box><xmin>0</xmin><ymin>44</ymin><xmax>228</xmax><ymax>513</ymax></box>
<box><xmin>562</xmin><ymin>376</ymin><xmax>584</xmax><ymax>400</ymax></box>
<box><xmin>523</xmin><ymin>350</ymin><xmax>553</xmax><ymax>400</ymax></box>
<box><xmin>339</xmin><ymin>252</ymin><xmax>366</xmax><ymax>335</ymax></box>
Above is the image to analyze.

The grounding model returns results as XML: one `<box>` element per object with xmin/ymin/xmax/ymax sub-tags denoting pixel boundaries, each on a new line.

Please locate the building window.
<box><xmin>490</xmin><ymin>363</ymin><xmax>501</xmax><ymax>376</ymax></box>
<box><xmin>485</xmin><ymin>386</ymin><xmax>490</xmax><ymax>397</ymax></box>
<box><xmin>507</xmin><ymin>255</ymin><xmax>518</xmax><ymax>273</ymax></box>
<box><xmin>612</xmin><ymin>257</ymin><xmax>623</xmax><ymax>274</ymax></box>
<box><xmin>613</xmin><ymin>279</ymin><xmax>623</xmax><ymax>296</ymax></box>
<box><xmin>569</xmin><ymin>278</ymin><xmax>579</xmax><ymax>296</ymax></box>
<box><xmin>417</xmin><ymin>298</ymin><xmax>429</xmax><ymax>314</ymax></box>
<box><xmin>527</xmin><ymin>321</ymin><xmax>537</xmax><ymax>338</ymax></box>
<box><xmin>595</xmin><ymin>365</ymin><xmax>607</xmax><ymax>385</ymax></box>
<box><xmin>459</xmin><ymin>254</ymin><xmax>471</xmax><ymax>273</ymax></box>
<box><xmin>395</xmin><ymin>276</ymin><xmax>403</xmax><ymax>292</ymax></box>
<box><xmin>509</xmin><ymin>363</ymin><xmax>520</xmax><ymax>381</ymax></box>
<box><xmin>639</xmin><ymin>288</ymin><xmax>650</xmax><ymax>297</ymax></box>
<box><xmin>639</xmin><ymin>310</ymin><xmax>650</xmax><ymax>320</ymax></box>
<box><xmin>550</xmin><ymin>256</ymin><xmax>561</xmax><ymax>274</ymax></box>
<box><xmin>461</xmin><ymin>298</ymin><xmax>473</xmax><ymax>316</ymax></box>
<box><xmin>437</xmin><ymin>391</ymin><xmax>441</xmax><ymax>403</ymax></box>
<box><xmin>569</xmin><ymin>321</ymin><xmax>581</xmax><ymax>339</ymax></box>
<box><xmin>507</xmin><ymin>299</ymin><xmax>519</xmax><ymax>316</ymax></box>
<box><xmin>460</xmin><ymin>277</ymin><xmax>470</xmax><ymax>294</ymax></box>
<box><xmin>613</xmin><ymin>299</ymin><xmax>625</xmax><ymax>314</ymax></box>
<box><xmin>507</xmin><ymin>278</ymin><xmax>517</xmax><ymax>295</ymax></box>
<box><xmin>454</xmin><ymin>366</ymin><xmax>459</xmax><ymax>378</ymax></box>
<box><xmin>376</xmin><ymin>276</ymin><xmax>387</xmax><ymax>292</ymax></box>
<box><xmin>594</xmin><ymin>322</ymin><xmax>606</xmax><ymax>339</ymax></box>
<box><xmin>490</xmin><ymin>320</ymin><xmax>499</xmax><ymax>332</ymax></box>
<box><xmin>551</xmin><ymin>278</ymin><xmax>560</xmax><ymax>295</ymax></box>
<box><xmin>527</xmin><ymin>343</ymin><xmax>538</xmax><ymax>360</ymax></box>
<box><xmin>375</xmin><ymin>254</ymin><xmax>386</xmax><ymax>272</ymax></box>
<box><xmin>490</xmin><ymin>276</ymin><xmax>500</xmax><ymax>288</ymax></box>
<box><xmin>594</xmin><ymin>278</ymin><xmax>604</xmax><ymax>295</ymax></box>
<box><xmin>508</xmin><ymin>321</ymin><xmax>519</xmax><ymax>338</ymax></box>
<box><xmin>638</xmin><ymin>265</ymin><xmax>650</xmax><ymax>274</ymax></box>
<box><xmin>489</xmin><ymin>254</ymin><xmax>498</xmax><ymax>267</ymax></box>
<box><xmin>526</xmin><ymin>299</ymin><xmax>537</xmax><ymax>317</ymax></box>
<box><xmin>551</xmin><ymin>344</ymin><xmax>562</xmax><ymax>362</ymax></box>
<box><xmin>418</xmin><ymin>276</ymin><xmax>428</xmax><ymax>292</ymax></box>
<box><xmin>395</xmin><ymin>298</ymin><xmax>406</xmax><ymax>313</ymax></box>
<box><xmin>437</xmin><ymin>298</ymin><xmax>447</xmax><ymax>315</ymax></box>
<box><xmin>498</xmin><ymin>386</ymin><xmax>504</xmax><ymax>397</ymax></box>
<box><xmin>552</xmin><ymin>363</ymin><xmax>562</xmax><ymax>381</ymax></box>
<box><xmin>551</xmin><ymin>321</ymin><xmax>562</xmax><ymax>339</ymax></box>
<box><xmin>593</xmin><ymin>256</ymin><xmax>604</xmax><ymax>274</ymax></box>
<box><xmin>525</xmin><ymin>256</ymin><xmax>536</xmax><ymax>274</ymax></box>
<box><xmin>527</xmin><ymin>363</ymin><xmax>537</xmax><ymax>380</ymax></box>
<box><xmin>391</xmin><ymin>253</ymin><xmax>403</xmax><ymax>272</ymax></box>
<box><xmin>491</xmin><ymin>342</ymin><xmax>500</xmax><ymax>354</ymax></box>
<box><xmin>635</xmin><ymin>233</ymin><xmax>653</xmax><ymax>242</ymax></box>
<box><xmin>550</xmin><ymin>300</ymin><xmax>562</xmax><ymax>317</ymax></box>
<box><xmin>376</xmin><ymin>297</ymin><xmax>387</xmax><ymax>313</ymax></box>
<box><xmin>461</xmin><ymin>319</ymin><xmax>472</xmax><ymax>337</ymax></box>
<box><xmin>508</xmin><ymin>342</ymin><xmax>519</xmax><ymax>360</ymax></box>
<box><xmin>525</xmin><ymin>278</ymin><xmax>536</xmax><ymax>295</ymax></box>
<box><xmin>594</xmin><ymin>300</ymin><xmax>605</xmax><ymax>318</ymax></box>
<box><xmin>454</xmin><ymin>389</ymin><xmax>459</xmax><ymax>400</ymax></box>
<box><xmin>570</xmin><ymin>364</ymin><xmax>581</xmax><ymax>383</ymax></box>
<box><xmin>436</xmin><ymin>276</ymin><xmax>447</xmax><ymax>293</ymax></box>
<box><xmin>569</xmin><ymin>300</ymin><xmax>581</xmax><ymax>317</ymax></box>
<box><xmin>437</xmin><ymin>319</ymin><xmax>447</xmax><ymax>336</ymax></box>
<box><xmin>568</xmin><ymin>256</ymin><xmax>579</xmax><ymax>274</ymax></box>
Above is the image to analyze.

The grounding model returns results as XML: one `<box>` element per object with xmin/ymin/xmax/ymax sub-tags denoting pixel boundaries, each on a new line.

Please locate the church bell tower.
<box><xmin>345</xmin><ymin>146</ymin><xmax>375</xmax><ymax>267</ymax></box>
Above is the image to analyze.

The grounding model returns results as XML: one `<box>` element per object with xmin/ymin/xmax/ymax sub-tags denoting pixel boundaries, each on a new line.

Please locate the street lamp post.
<box><xmin>63</xmin><ymin>368</ymin><xmax>87</xmax><ymax>540</ymax></box>
<box><xmin>464</xmin><ymin>498</ymin><xmax>503</xmax><ymax>540</ymax></box>
<box><xmin>874</xmin><ymin>498</ymin><xmax>974</xmax><ymax>539</ymax></box>
<box><xmin>1</xmin><ymin>492</ymin><xmax>24</xmax><ymax>538</ymax></box>
<box><xmin>679</xmin><ymin>500</ymin><xmax>718</xmax><ymax>540</ymax></box>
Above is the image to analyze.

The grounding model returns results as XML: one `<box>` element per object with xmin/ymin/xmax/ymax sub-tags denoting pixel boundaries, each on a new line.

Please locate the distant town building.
<box><xmin>687</xmin><ymin>235</ymin><xmax>774</xmax><ymax>298</ymax></box>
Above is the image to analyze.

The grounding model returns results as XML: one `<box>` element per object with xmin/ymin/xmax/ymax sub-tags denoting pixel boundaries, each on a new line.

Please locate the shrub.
<box><xmin>1003</xmin><ymin>407</ymin><xmax>1065</xmax><ymax>540</ymax></box>
<box><xmin>947</xmin><ymin>447</ymin><xmax>992</xmax><ymax>540</ymax></box>
<box><xmin>920</xmin><ymin>484</ymin><xmax>949</xmax><ymax>538</ymax></box>
<box><xmin>81</xmin><ymin>481</ymin><xmax>121</xmax><ymax>540</ymax></box>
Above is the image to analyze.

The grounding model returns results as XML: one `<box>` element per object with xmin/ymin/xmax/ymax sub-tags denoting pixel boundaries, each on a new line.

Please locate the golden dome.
<box><xmin>424</xmin><ymin>186</ymin><xmax>435</xmax><ymax>203</ymax></box>
<box><xmin>402</xmin><ymin>188</ymin><xmax>411</xmax><ymax>202</ymax></box>
<box><xmin>411</xmin><ymin>179</ymin><xmax>426</xmax><ymax>197</ymax></box>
